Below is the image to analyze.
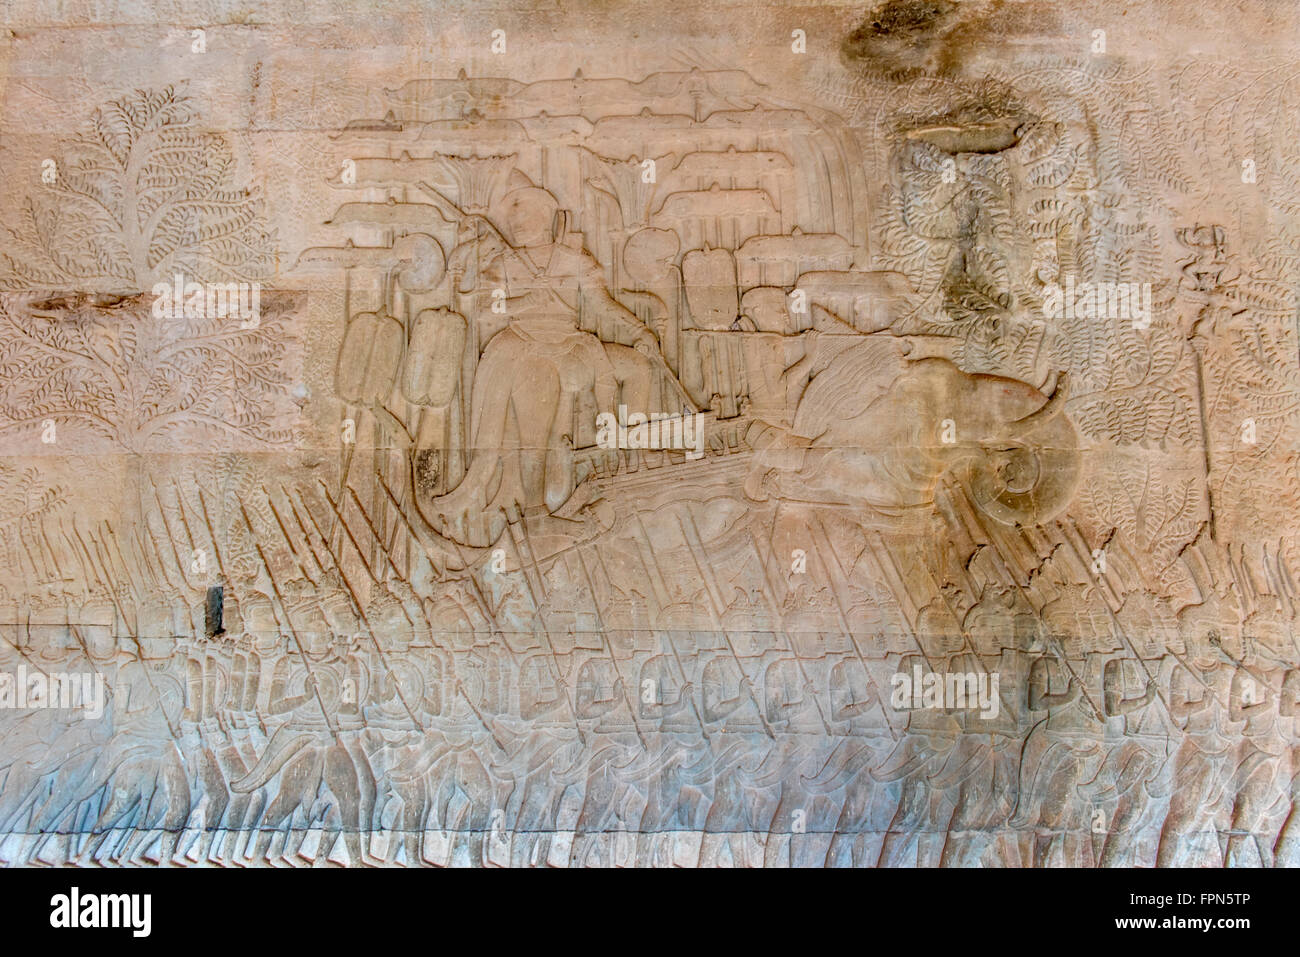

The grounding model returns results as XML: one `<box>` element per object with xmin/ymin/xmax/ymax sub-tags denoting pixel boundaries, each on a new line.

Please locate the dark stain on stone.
<box><xmin>842</xmin><ymin>0</ymin><xmax>962</xmax><ymax>72</ymax></box>
<box><xmin>850</xmin><ymin>0</ymin><xmax>959</xmax><ymax>44</ymax></box>
<box><xmin>27</xmin><ymin>292</ymin><xmax>135</xmax><ymax>313</ymax></box>
<box><xmin>842</xmin><ymin>0</ymin><xmax>1065</xmax><ymax>77</ymax></box>
<box><xmin>205</xmin><ymin>585</ymin><xmax>225</xmax><ymax>638</ymax></box>
<box><xmin>905</xmin><ymin>115</ymin><xmax>1024</xmax><ymax>153</ymax></box>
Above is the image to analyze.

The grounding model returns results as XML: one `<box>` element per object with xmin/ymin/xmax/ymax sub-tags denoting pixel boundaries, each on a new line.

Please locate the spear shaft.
<box><xmin>238</xmin><ymin>502</ymin><xmax>339</xmax><ymax>743</ymax></box>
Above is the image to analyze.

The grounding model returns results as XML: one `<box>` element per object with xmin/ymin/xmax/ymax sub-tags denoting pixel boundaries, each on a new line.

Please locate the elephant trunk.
<box><xmin>1007</xmin><ymin>371</ymin><xmax>1069</xmax><ymax>437</ymax></box>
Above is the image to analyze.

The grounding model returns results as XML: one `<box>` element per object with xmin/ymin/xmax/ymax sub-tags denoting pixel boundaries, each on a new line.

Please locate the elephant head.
<box><xmin>747</xmin><ymin>340</ymin><xmax>1081</xmax><ymax>528</ymax></box>
<box><xmin>961</xmin><ymin>369</ymin><xmax>1080</xmax><ymax>526</ymax></box>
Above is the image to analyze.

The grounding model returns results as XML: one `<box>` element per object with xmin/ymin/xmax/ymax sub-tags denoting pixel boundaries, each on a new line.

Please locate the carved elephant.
<box><xmin>747</xmin><ymin>336</ymin><xmax>1081</xmax><ymax>529</ymax></box>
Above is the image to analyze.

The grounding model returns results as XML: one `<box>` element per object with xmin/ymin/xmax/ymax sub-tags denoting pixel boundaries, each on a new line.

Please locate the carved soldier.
<box><xmin>1154</xmin><ymin>630</ymin><xmax>1234</xmax><ymax>865</ymax></box>
<box><xmin>829</xmin><ymin>655</ymin><xmax>882</xmax><ymax>732</ymax></box>
<box><xmin>1223</xmin><ymin>635</ymin><xmax>1288</xmax><ymax>866</ymax></box>
<box><xmin>637</xmin><ymin>652</ymin><xmax>697</xmax><ymax>733</ymax></box>
<box><xmin>1017</xmin><ymin>647</ymin><xmax>1101</xmax><ymax>867</ymax></box>
<box><xmin>1272</xmin><ymin>668</ymin><xmax>1300</xmax><ymax>865</ymax></box>
<box><xmin>1092</xmin><ymin>651</ymin><xmax>1163</xmax><ymax>866</ymax></box>
<box><xmin>574</xmin><ymin>655</ymin><xmax>626</xmax><ymax>727</ymax></box>
<box><xmin>518</xmin><ymin>652</ymin><xmax>573</xmax><ymax>725</ymax></box>
<box><xmin>700</xmin><ymin>652</ymin><xmax>760</xmax><ymax>732</ymax></box>
<box><xmin>763</xmin><ymin>655</ymin><xmax>819</xmax><ymax>732</ymax></box>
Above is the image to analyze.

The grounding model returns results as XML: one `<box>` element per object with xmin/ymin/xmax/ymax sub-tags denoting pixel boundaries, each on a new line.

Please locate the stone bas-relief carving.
<box><xmin>0</xmin><ymin>0</ymin><xmax>1298</xmax><ymax>867</ymax></box>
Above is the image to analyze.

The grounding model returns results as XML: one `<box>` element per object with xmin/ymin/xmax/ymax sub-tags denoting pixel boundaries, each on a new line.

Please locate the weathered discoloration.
<box><xmin>905</xmin><ymin>116</ymin><xmax>1023</xmax><ymax>153</ymax></box>
<box><xmin>841</xmin><ymin>0</ymin><xmax>964</xmax><ymax>72</ymax></box>
<box><xmin>0</xmin><ymin>0</ymin><xmax>1296</xmax><ymax>870</ymax></box>
<box><xmin>841</xmin><ymin>0</ymin><xmax>1068</xmax><ymax>76</ymax></box>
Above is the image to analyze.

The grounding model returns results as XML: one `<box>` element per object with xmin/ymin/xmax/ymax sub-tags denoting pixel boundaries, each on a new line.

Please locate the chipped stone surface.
<box><xmin>0</xmin><ymin>0</ymin><xmax>1297</xmax><ymax>866</ymax></box>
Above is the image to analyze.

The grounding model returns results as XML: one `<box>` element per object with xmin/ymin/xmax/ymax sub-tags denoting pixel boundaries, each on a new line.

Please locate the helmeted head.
<box><xmin>500</xmin><ymin>187</ymin><xmax>559</xmax><ymax>248</ymax></box>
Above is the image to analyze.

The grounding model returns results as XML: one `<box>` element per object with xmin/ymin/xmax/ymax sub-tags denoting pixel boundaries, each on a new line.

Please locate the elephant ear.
<box><xmin>966</xmin><ymin>427</ymin><xmax>1082</xmax><ymax>527</ymax></box>
<box><xmin>792</xmin><ymin>335</ymin><xmax>907</xmax><ymax>440</ymax></box>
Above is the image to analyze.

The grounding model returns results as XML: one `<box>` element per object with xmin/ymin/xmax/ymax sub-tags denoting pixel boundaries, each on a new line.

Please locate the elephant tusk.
<box><xmin>1008</xmin><ymin>371</ymin><xmax>1069</xmax><ymax>435</ymax></box>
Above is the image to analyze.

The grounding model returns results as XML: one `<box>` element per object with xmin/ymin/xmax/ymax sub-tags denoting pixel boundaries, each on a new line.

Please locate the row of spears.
<box><xmin>1</xmin><ymin>644</ymin><xmax>1297</xmax><ymax>866</ymax></box>
<box><xmin>3</xmin><ymin>463</ymin><xmax>1298</xmax><ymax>865</ymax></box>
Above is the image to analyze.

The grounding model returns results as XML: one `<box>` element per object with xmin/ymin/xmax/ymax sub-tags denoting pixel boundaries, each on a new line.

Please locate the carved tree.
<box><xmin>0</xmin><ymin>293</ymin><xmax>299</xmax><ymax>452</ymax></box>
<box><xmin>1</xmin><ymin>86</ymin><xmax>275</xmax><ymax>292</ymax></box>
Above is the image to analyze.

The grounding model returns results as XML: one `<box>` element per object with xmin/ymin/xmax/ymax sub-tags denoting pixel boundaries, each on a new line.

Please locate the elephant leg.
<box><xmin>217</xmin><ymin>791</ymin><xmax>251</xmax><ymax>863</ymax></box>
<box><xmin>284</xmin><ymin>754</ymin><xmax>326</xmax><ymax>865</ymax></box>
<box><xmin>285</xmin><ymin>798</ymin><xmax>320</xmax><ymax>864</ymax></box>
<box><xmin>109</xmin><ymin>769</ymin><xmax>163</xmax><ymax>865</ymax></box>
